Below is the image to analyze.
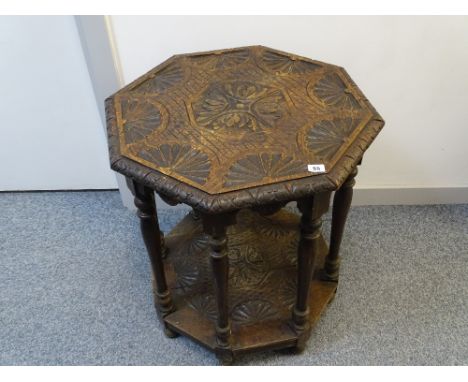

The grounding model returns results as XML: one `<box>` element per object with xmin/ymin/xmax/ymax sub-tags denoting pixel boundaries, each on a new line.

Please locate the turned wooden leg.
<box><xmin>190</xmin><ymin>208</ymin><xmax>200</xmax><ymax>221</ymax></box>
<box><xmin>323</xmin><ymin>167</ymin><xmax>358</xmax><ymax>282</ymax></box>
<box><xmin>128</xmin><ymin>179</ymin><xmax>175</xmax><ymax>332</ymax></box>
<box><xmin>160</xmin><ymin>230</ymin><xmax>168</xmax><ymax>259</ymax></box>
<box><xmin>293</xmin><ymin>192</ymin><xmax>330</xmax><ymax>351</ymax></box>
<box><xmin>201</xmin><ymin>212</ymin><xmax>237</xmax><ymax>353</ymax></box>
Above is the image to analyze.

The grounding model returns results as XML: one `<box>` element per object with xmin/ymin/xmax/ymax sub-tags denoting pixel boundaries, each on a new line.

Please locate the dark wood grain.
<box><xmin>293</xmin><ymin>192</ymin><xmax>331</xmax><ymax>351</ymax></box>
<box><xmin>106</xmin><ymin>46</ymin><xmax>384</xmax><ymax>213</ymax></box>
<box><xmin>201</xmin><ymin>212</ymin><xmax>238</xmax><ymax>354</ymax></box>
<box><xmin>323</xmin><ymin>167</ymin><xmax>358</xmax><ymax>281</ymax></box>
<box><xmin>105</xmin><ymin>46</ymin><xmax>384</xmax><ymax>364</ymax></box>
<box><xmin>127</xmin><ymin>178</ymin><xmax>175</xmax><ymax>336</ymax></box>
<box><xmin>163</xmin><ymin>209</ymin><xmax>336</xmax><ymax>362</ymax></box>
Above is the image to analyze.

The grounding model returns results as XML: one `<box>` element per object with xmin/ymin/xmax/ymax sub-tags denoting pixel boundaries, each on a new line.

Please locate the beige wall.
<box><xmin>109</xmin><ymin>16</ymin><xmax>468</xmax><ymax>195</ymax></box>
<box><xmin>0</xmin><ymin>16</ymin><xmax>117</xmax><ymax>190</ymax></box>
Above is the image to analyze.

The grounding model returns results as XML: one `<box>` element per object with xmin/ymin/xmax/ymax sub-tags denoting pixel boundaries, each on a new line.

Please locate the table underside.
<box><xmin>163</xmin><ymin>208</ymin><xmax>337</xmax><ymax>356</ymax></box>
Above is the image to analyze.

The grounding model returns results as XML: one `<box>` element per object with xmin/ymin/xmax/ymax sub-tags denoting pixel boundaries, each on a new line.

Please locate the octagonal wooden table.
<box><xmin>105</xmin><ymin>46</ymin><xmax>384</xmax><ymax>364</ymax></box>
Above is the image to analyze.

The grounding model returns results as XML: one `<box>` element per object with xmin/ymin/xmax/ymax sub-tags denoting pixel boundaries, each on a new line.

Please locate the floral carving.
<box><xmin>228</xmin><ymin>246</ymin><xmax>268</xmax><ymax>287</ymax></box>
<box><xmin>285</xmin><ymin>238</ymin><xmax>299</xmax><ymax>266</ymax></box>
<box><xmin>260</xmin><ymin>51</ymin><xmax>321</xmax><ymax>74</ymax></box>
<box><xmin>231</xmin><ymin>300</ymin><xmax>279</xmax><ymax>324</ymax></box>
<box><xmin>306</xmin><ymin>118</ymin><xmax>361</xmax><ymax>161</ymax></box>
<box><xmin>192</xmin><ymin>81</ymin><xmax>287</xmax><ymax>132</ymax></box>
<box><xmin>224</xmin><ymin>153</ymin><xmax>305</xmax><ymax>188</ymax></box>
<box><xmin>121</xmin><ymin>99</ymin><xmax>164</xmax><ymax>144</ymax></box>
<box><xmin>311</xmin><ymin>73</ymin><xmax>361</xmax><ymax>109</ymax></box>
<box><xmin>138</xmin><ymin>143</ymin><xmax>211</xmax><ymax>185</ymax></box>
<box><xmin>109</xmin><ymin>46</ymin><xmax>383</xmax><ymax>196</ymax></box>
<box><xmin>135</xmin><ymin>63</ymin><xmax>184</xmax><ymax>94</ymax></box>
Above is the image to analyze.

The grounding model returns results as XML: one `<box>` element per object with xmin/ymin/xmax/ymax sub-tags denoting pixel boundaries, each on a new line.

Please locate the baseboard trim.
<box><xmin>1</xmin><ymin>187</ymin><xmax>465</xmax><ymax>207</ymax></box>
<box><xmin>352</xmin><ymin>187</ymin><xmax>468</xmax><ymax>206</ymax></box>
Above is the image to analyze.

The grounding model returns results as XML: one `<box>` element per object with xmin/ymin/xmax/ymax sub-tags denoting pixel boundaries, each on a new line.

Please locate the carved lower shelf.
<box><xmin>162</xmin><ymin>208</ymin><xmax>337</xmax><ymax>359</ymax></box>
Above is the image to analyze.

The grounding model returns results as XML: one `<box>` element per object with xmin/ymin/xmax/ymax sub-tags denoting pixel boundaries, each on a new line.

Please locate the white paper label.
<box><xmin>307</xmin><ymin>164</ymin><xmax>326</xmax><ymax>173</ymax></box>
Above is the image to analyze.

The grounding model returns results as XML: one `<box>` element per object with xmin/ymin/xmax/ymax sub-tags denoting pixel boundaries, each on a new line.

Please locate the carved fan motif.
<box><xmin>138</xmin><ymin>144</ymin><xmax>211</xmax><ymax>185</ymax></box>
<box><xmin>121</xmin><ymin>99</ymin><xmax>163</xmax><ymax>144</ymax></box>
<box><xmin>257</xmin><ymin>215</ymin><xmax>293</xmax><ymax>239</ymax></box>
<box><xmin>312</xmin><ymin>73</ymin><xmax>361</xmax><ymax>109</ymax></box>
<box><xmin>279</xmin><ymin>278</ymin><xmax>297</xmax><ymax>309</ymax></box>
<box><xmin>186</xmin><ymin>233</ymin><xmax>209</xmax><ymax>254</ymax></box>
<box><xmin>260</xmin><ymin>51</ymin><xmax>321</xmax><ymax>74</ymax></box>
<box><xmin>224</xmin><ymin>153</ymin><xmax>305</xmax><ymax>187</ymax></box>
<box><xmin>187</xmin><ymin>294</ymin><xmax>218</xmax><ymax>321</ymax></box>
<box><xmin>306</xmin><ymin>118</ymin><xmax>361</xmax><ymax>161</ymax></box>
<box><xmin>231</xmin><ymin>300</ymin><xmax>279</xmax><ymax>324</ymax></box>
<box><xmin>175</xmin><ymin>268</ymin><xmax>200</xmax><ymax>291</ymax></box>
<box><xmin>135</xmin><ymin>63</ymin><xmax>184</xmax><ymax>94</ymax></box>
<box><xmin>190</xmin><ymin>50</ymin><xmax>250</xmax><ymax>70</ymax></box>
<box><xmin>192</xmin><ymin>81</ymin><xmax>287</xmax><ymax>132</ymax></box>
<box><xmin>110</xmin><ymin>46</ymin><xmax>384</xmax><ymax>195</ymax></box>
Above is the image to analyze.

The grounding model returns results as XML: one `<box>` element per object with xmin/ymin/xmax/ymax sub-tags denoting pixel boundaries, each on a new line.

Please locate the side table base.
<box><xmin>161</xmin><ymin>208</ymin><xmax>337</xmax><ymax>362</ymax></box>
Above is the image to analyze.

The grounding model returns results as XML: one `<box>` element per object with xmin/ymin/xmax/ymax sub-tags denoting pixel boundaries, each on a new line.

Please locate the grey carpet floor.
<box><xmin>0</xmin><ymin>191</ymin><xmax>467</xmax><ymax>365</ymax></box>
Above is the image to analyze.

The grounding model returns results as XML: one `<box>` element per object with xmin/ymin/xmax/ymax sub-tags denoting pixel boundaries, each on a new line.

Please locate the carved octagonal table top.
<box><xmin>106</xmin><ymin>46</ymin><xmax>384</xmax><ymax>212</ymax></box>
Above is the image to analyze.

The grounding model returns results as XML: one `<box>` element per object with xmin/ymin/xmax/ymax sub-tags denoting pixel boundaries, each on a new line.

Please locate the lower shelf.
<box><xmin>163</xmin><ymin>208</ymin><xmax>337</xmax><ymax>356</ymax></box>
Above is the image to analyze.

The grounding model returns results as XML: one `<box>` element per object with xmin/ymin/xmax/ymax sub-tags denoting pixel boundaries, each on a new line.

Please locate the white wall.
<box><xmin>110</xmin><ymin>16</ymin><xmax>468</xmax><ymax>192</ymax></box>
<box><xmin>0</xmin><ymin>16</ymin><xmax>117</xmax><ymax>190</ymax></box>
